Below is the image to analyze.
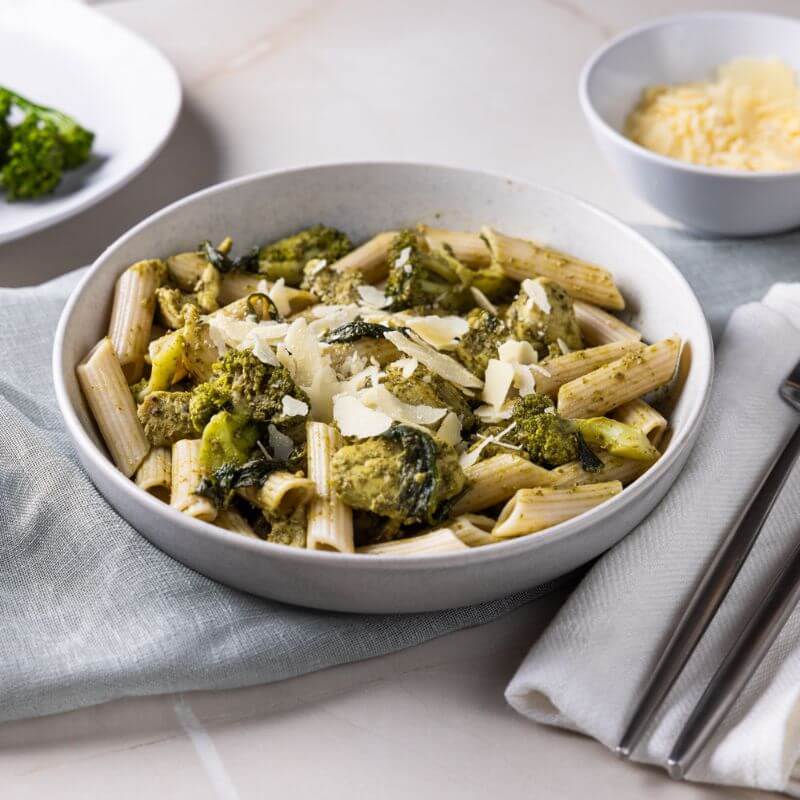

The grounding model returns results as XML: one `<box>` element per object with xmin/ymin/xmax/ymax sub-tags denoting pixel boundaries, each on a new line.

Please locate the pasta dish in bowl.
<box><xmin>54</xmin><ymin>163</ymin><xmax>712</xmax><ymax>612</ymax></box>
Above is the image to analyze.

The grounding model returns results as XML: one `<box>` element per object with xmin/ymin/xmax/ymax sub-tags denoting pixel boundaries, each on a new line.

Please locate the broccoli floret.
<box><xmin>301</xmin><ymin>260</ymin><xmax>363</xmax><ymax>304</ymax></box>
<box><xmin>0</xmin><ymin>87</ymin><xmax>94</xmax><ymax>200</ymax></box>
<box><xmin>453</xmin><ymin>308</ymin><xmax>508</xmax><ymax>379</ymax></box>
<box><xmin>262</xmin><ymin>507</ymin><xmax>307</xmax><ymax>548</ymax></box>
<box><xmin>137</xmin><ymin>391</ymin><xmax>199</xmax><ymax>446</ymax></box>
<box><xmin>189</xmin><ymin>350</ymin><xmax>309</xmax><ymax>431</ymax></box>
<box><xmin>384</xmin><ymin>230</ymin><xmax>473</xmax><ymax>312</ymax></box>
<box><xmin>512</xmin><ymin>393</ymin><xmax>578</xmax><ymax>467</ymax></box>
<box><xmin>331</xmin><ymin>425</ymin><xmax>466</xmax><ymax>525</ymax></box>
<box><xmin>199</xmin><ymin>410</ymin><xmax>259</xmax><ymax>473</ymax></box>
<box><xmin>382</xmin><ymin>362</ymin><xmax>475</xmax><ymax>431</ymax></box>
<box><xmin>505</xmin><ymin>277</ymin><xmax>583</xmax><ymax>356</ymax></box>
<box><xmin>258</xmin><ymin>225</ymin><xmax>353</xmax><ymax>286</ymax></box>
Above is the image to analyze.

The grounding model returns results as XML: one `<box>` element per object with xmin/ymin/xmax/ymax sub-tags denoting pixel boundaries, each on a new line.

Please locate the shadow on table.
<box><xmin>0</xmin><ymin>98</ymin><xmax>224</xmax><ymax>287</ymax></box>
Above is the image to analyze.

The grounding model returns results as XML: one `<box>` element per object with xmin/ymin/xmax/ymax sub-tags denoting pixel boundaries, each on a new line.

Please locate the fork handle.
<box><xmin>617</xmin><ymin>422</ymin><xmax>800</xmax><ymax>760</ymax></box>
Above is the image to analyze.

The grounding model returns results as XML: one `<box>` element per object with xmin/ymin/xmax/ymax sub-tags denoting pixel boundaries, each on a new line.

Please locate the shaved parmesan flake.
<box><xmin>530</xmin><ymin>363</ymin><xmax>552</xmax><ymax>378</ymax></box>
<box><xmin>308</xmin><ymin>304</ymin><xmax>361</xmax><ymax>337</ymax></box>
<box><xmin>395</xmin><ymin>246</ymin><xmax>412</xmax><ymax>269</ymax></box>
<box><xmin>498</xmin><ymin>339</ymin><xmax>538</xmax><ymax>365</ymax></box>
<box><xmin>392</xmin><ymin>357</ymin><xmax>419</xmax><ymax>379</ymax></box>
<box><xmin>360</xmin><ymin>385</ymin><xmax>446</xmax><ymax>426</ymax></box>
<box><xmin>281</xmin><ymin>395</ymin><xmax>309</xmax><ymax>417</ymax></box>
<box><xmin>306</xmin><ymin>258</ymin><xmax>328</xmax><ymax>276</ymax></box>
<box><xmin>333</xmin><ymin>394</ymin><xmax>392</xmax><ymax>438</ymax></box>
<box><xmin>513</xmin><ymin>364</ymin><xmax>536</xmax><ymax>397</ymax></box>
<box><xmin>437</xmin><ymin>412</ymin><xmax>462</xmax><ymax>446</ymax></box>
<box><xmin>405</xmin><ymin>315</ymin><xmax>469</xmax><ymax>349</ymax></box>
<box><xmin>470</xmin><ymin>286</ymin><xmax>498</xmax><ymax>315</ymax></box>
<box><xmin>256</xmin><ymin>279</ymin><xmax>270</xmax><ymax>294</ymax></box>
<box><xmin>522</xmin><ymin>278</ymin><xmax>551</xmax><ymax>314</ymax></box>
<box><xmin>268</xmin><ymin>424</ymin><xmax>294</xmax><ymax>461</ymax></box>
<box><xmin>557</xmin><ymin>337</ymin><xmax>571</xmax><ymax>355</ymax></box>
<box><xmin>384</xmin><ymin>330</ymin><xmax>483</xmax><ymax>389</ymax></box>
<box><xmin>357</xmin><ymin>285</ymin><xmax>391</xmax><ymax>308</ymax></box>
<box><xmin>268</xmin><ymin>278</ymin><xmax>293</xmax><ymax>318</ymax></box>
<box><xmin>206</xmin><ymin>315</ymin><xmax>257</xmax><ymax>349</ymax></box>
<box><xmin>244</xmin><ymin>334</ymin><xmax>280</xmax><ymax>366</ymax></box>
<box><xmin>482</xmin><ymin>359</ymin><xmax>515</xmax><ymax>408</ymax></box>
<box><xmin>459</xmin><ymin>422</ymin><xmax>517</xmax><ymax>469</ymax></box>
<box><xmin>474</xmin><ymin>402</ymin><xmax>514</xmax><ymax>423</ymax></box>
<box><xmin>339</xmin><ymin>363</ymin><xmax>382</xmax><ymax>394</ymax></box>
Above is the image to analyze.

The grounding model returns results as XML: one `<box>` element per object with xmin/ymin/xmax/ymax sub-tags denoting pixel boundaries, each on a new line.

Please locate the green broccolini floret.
<box><xmin>137</xmin><ymin>390</ymin><xmax>200</xmax><ymax>446</ymax></box>
<box><xmin>189</xmin><ymin>350</ymin><xmax>309</xmax><ymax>430</ymax></box>
<box><xmin>0</xmin><ymin>87</ymin><xmax>94</xmax><ymax>201</ymax></box>
<box><xmin>258</xmin><ymin>225</ymin><xmax>354</xmax><ymax>286</ymax></box>
<box><xmin>453</xmin><ymin>308</ymin><xmax>508</xmax><ymax>379</ymax></box>
<box><xmin>384</xmin><ymin>230</ymin><xmax>474</xmax><ymax>311</ymax></box>
<box><xmin>512</xmin><ymin>393</ymin><xmax>579</xmax><ymax>467</ymax></box>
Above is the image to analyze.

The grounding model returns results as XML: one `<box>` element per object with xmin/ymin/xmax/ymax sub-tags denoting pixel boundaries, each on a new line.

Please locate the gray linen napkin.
<box><xmin>2</xmin><ymin>224</ymin><xmax>798</xmax><ymax>723</ymax></box>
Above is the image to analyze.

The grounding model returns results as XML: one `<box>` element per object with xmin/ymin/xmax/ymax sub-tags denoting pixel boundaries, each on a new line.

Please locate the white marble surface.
<box><xmin>3</xmin><ymin>0</ymin><xmax>800</xmax><ymax>797</ymax></box>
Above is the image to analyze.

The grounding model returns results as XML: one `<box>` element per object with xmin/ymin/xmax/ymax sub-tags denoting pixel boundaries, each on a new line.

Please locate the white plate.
<box><xmin>0</xmin><ymin>0</ymin><xmax>181</xmax><ymax>244</ymax></box>
<box><xmin>53</xmin><ymin>163</ymin><xmax>713</xmax><ymax>614</ymax></box>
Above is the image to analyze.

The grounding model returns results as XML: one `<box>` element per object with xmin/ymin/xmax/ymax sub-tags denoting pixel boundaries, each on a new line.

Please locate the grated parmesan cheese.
<box><xmin>281</xmin><ymin>395</ymin><xmax>309</xmax><ymax>417</ymax></box>
<box><xmin>437</xmin><ymin>411</ymin><xmax>462</xmax><ymax>446</ymax></box>
<box><xmin>268</xmin><ymin>278</ymin><xmax>293</xmax><ymax>317</ymax></box>
<box><xmin>356</xmin><ymin>285</ymin><xmax>391</xmax><ymax>308</ymax></box>
<box><xmin>384</xmin><ymin>330</ymin><xmax>483</xmax><ymax>389</ymax></box>
<box><xmin>521</xmin><ymin>278</ymin><xmax>551</xmax><ymax>314</ymax></box>
<box><xmin>404</xmin><ymin>315</ymin><xmax>469</xmax><ymax>349</ymax></box>
<box><xmin>481</xmin><ymin>358</ymin><xmax>515</xmax><ymax>408</ymax></box>
<box><xmin>359</xmin><ymin>385</ymin><xmax>446</xmax><ymax>427</ymax></box>
<box><xmin>333</xmin><ymin>394</ymin><xmax>392</xmax><ymax>438</ymax></box>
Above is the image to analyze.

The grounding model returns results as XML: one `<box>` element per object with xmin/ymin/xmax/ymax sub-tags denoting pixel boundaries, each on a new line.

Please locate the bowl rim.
<box><xmin>52</xmin><ymin>160</ymin><xmax>714</xmax><ymax>571</ymax></box>
<box><xmin>578</xmin><ymin>10</ymin><xmax>800</xmax><ymax>181</ymax></box>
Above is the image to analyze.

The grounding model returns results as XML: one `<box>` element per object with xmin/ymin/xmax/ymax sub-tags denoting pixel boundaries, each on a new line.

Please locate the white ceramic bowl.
<box><xmin>580</xmin><ymin>12</ymin><xmax>800</xmax><ymax>237</ymax></box>
<box><xmin>53</xmin><ymin>163</ymin><xmax>713</xmax><ymax>613</ymax></box>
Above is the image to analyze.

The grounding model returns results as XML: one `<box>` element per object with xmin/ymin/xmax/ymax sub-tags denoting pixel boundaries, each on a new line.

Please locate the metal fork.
<box><xmin>616</xmin><ymin>358</ymin><xmax>800</xmax><ymax>774</ymax></box>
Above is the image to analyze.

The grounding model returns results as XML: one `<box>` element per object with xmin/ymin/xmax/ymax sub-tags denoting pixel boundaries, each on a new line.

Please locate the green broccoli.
<box><xmin>199</xmin><ymin>410</ymin><xmax>259</xmax><ymax>473</ymax></box>
<box><xmin>259</xmin><ymin>225</ymin><xmax>353</xmax><ymax>285</ymax></box>
<box><xmin>0</xmin><ymin>87</ymin><xmax>94</xmax><ymax>200</ymax></box>
<box><xmin>301</xmin><ymin>260</ymin><xmax>363</xmax><ymax>304</ymax></box>
<box><xmin>505</xmin><ymin>277</ymin><xmax>583</xmax><ymax>356</ymax></box>
<box><xmin>453</xmin><ymin>308</ymin><xmax>508</xmax><ymax>379</ymax></box>
<box><xmin>384</xmin><ymin>230</ymin><xmax>474</xmax><ymax>311</ymax></box>
<box><xmin>189</xmin><ymin>350</ymin><xmax>309</xmax><ymax>431</ymax></box>
<box><xmin>512</xmin><ymin>393</ymin><xmax>579</xmax><ymax>467</ymax></box>
<box><xmin>262</xmin><ymin>507</ymin><xmax>307</xmax><ymax>548</ymax></box>
<box><xmin>331</xmin><ymin>425</ymin><xmax>466</xmax><ymax>525</ymax></box>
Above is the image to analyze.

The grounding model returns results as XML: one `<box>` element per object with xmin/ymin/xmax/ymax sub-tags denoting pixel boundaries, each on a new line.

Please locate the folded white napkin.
<box><xmin>507</xmin><ymin>284</ymin><xmax>800</xmax><ymax>794</ymax></box>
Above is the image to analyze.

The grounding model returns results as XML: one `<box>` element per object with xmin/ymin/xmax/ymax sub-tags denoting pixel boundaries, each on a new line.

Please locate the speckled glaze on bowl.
<box><xmin>53</xmin><ymin>163</ymin><xmax>713</xmax><ymax>613</ymax></box>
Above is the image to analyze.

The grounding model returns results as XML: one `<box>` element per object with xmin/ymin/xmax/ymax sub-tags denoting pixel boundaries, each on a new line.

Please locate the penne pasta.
<box><xmin>218</xmin><ymin>271</ymin><xmax>264</xmax><ymax>305</ymax></box>
<box><xmin>357</xmin><ymin>529</ymin><xmax>469</xmax><ymax>555</ymax></box>
<box><xmin>239</xmin><ymin>470</ymin><xmax>316</xmax><ymax>517</ymax></box>
<box><xmin>439</xmin><ymin>515</ymin><xmax>501</xmax><ymax>547</ymax></box>
<box><xmin>306</xmin><ymin>422</ymin><xmax>354</xmax><ymax>552</ymax></box>
<box><xmin>612</xmin><ymin>398</ymin><xmax>668</xmax><ymax>447</ymax></box>
<box><xmin>107</xmin><ymin>259</ymin><xmax>165</xmax><ymax>382</ymax></box>
<box><xmin>573</xmin><ymin>300</ymin><xmax>643</xmax><ymax>346</ymax></box>
<box><xmin>418</xmin><ymin>225</ymin><xmax>491</xmax><ymax>267</ymax></box>
<box><xmin>214</xmin><ymin>509</ymin><xmax>258</xmax><ymax>538</ymax></box>
<box><xmin>482</xmin><ymin>227</ymin><xmax>625</xmax><ymax>310</ymax></box>
<box><xmin>533</xmin><ymin>340</ymin><xmax>645</xmax><ymax>397</ymax></box>
<box><xmin>332</xmin><ymin>232</ymin><xmax>396</xmax><ymax>283</ymax></box>
<box><xmin>452</xmin><ymin>453</ymin><xmax>555</xmax><ymax>515</ymax></box>
<box><xmin>493</xmin><ymin>481</ymin><xmax>623</xmax><ymax>538</ymax></box>
<box><xmin>77</xmin><ymin>337</ymin><xmax>150</xmax><ymax>477</ymax></box>
<box><xmin>550</xmin><ymin>452</ymin><xmax>650</xmax><ymax>489</ymax></box>
<box><xmin>135</xmin><ymin>446</ymin><xmax>172</xmax><ymax>501</ymax></box>
<box><xmin>557</xmin><ymin>336</ymin><xmax>681</xmax><ymax>419</ymax></box>
<box><xmin>170</xmin><ymin>439</ymin><xmax>217</xmax><ymax>522</ymax></box>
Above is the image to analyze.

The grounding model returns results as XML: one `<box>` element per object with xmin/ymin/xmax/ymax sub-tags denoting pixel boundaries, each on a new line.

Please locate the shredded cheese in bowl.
<box><xmin>624</xmin><ymin>58</ymin><xmax>800</xmax><ymax>172</ymax></box>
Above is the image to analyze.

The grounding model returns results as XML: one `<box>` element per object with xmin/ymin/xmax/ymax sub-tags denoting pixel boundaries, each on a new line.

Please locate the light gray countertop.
<box><xmin>3</xmin><ymin>1</ymin><xmax>798</xmax><ymax>797</ymax></box>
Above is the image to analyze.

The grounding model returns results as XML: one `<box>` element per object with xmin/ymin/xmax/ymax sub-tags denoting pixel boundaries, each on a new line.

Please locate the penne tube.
<box><xmin>239</xmin><ymin>471</ymin><xmax>316</xmax><ymax>517</ymax></box>
<box><xmin>418</xmin><ymin>225</ymin><xmax>491</xmax><ymax>267</ymax></box>
<box><xmin>77</xmin><ymin>338</ymin><xmax>150</xmax><ymax>477</ymax></box>
<box><xmin>165</xmin><ymin>251</ymin><xmax>206</xmax><ymax>291</ymax></box>
<box><xmin>306</xmin><ymin>422</ymin><xmax>354</xmax><ymax>552</ymax></box>
<box><xmin>107</xmin><ymin>259</ymin><xmax>166</xmax><ymax>382</ymax></box>
<box><xmin>550</xmin><ymin>452</ymin><xmax>650</xmax><ymax>489</ymax></box>
<box><xmin>438</xmin><ymin>515</ymin><xmax>501</xmax><ymax>547</ymax></box>
<box><xmin>612</xmin><ymin>398</ymin><xmax>668</xmax><ymax>447</ymax></box>
<box><xmin>557</xmin><ymin>336</ymin><xmax>681</xmax><ymax>419</ymax></box>
<box><xmin>218</xmin><ymin>271</ymin><xmax>264</xmax><ymax>305</ymax></box>
<box><xmin>215</xmin><ymin>509</ymin><xmax>258</xmax><ymax>538</ymax></box>
<box><xmin>332</xmin><ymin>232</ymin><xmax>396</xmax><ymax>283</ymax></box>
<box><xmin>452</xmin><ymin>453</ymin><xmax>555</xmax><ymax>515</ymax></box>
<box><xmin>357</xmin><ymin>529</ymin><xmax>469</xmax><ymax>555</ymax></box>
<box><xmin>170</xmin><ymin>439</ymin><xmax>217</xmax><ymax>522</ymax></box>
<box><xmin>493</xmin><ymin>481</ymin><xmax>623</xmax><ymax>538</ymax></box>
<box><xmin>135</xmin><ymin>446</ymin><xmax>172</xmax><ymax>501</ymax></box>
<box><xmin>573</xmin><ymin>300</ymin><xmax>642</xmax><ymax>346</ymax></box>
<box><xmin>534</xmin><ymin>340</ymin><xmax>645</xmax><ymax>397</ymax></box>
<box><xmin>482</xmin><ymin>227</ymin><xmax>625</xmax><ymax>310</ymax></box>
